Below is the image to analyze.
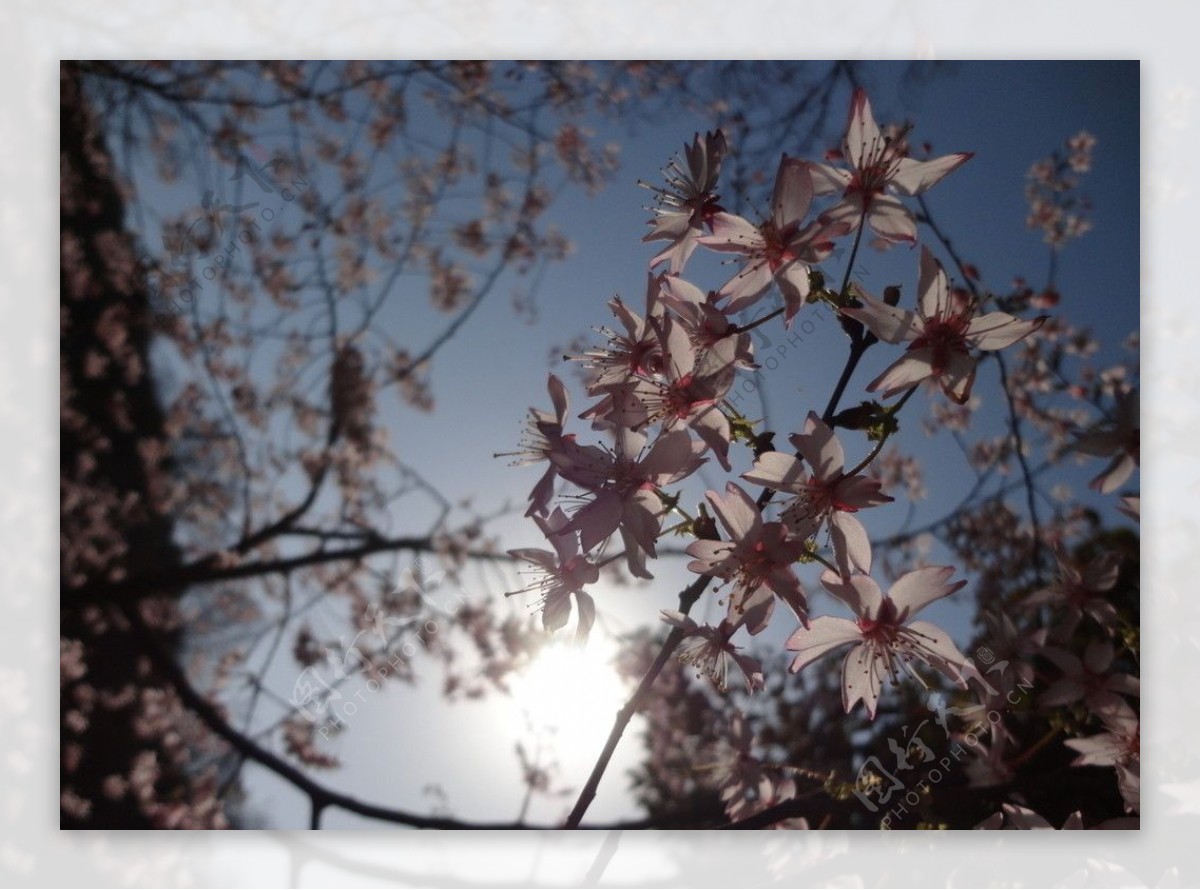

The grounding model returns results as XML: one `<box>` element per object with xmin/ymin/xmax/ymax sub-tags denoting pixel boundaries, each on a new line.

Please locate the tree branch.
<box><xmin>563</xmin><ymin>573</ymin><xmax>713</xmax><ymax>828</ymax></box>
<box><xmin>69</xmin><ymin>534</ymin><xmax>515</xmax><ymax>607</ymax></box>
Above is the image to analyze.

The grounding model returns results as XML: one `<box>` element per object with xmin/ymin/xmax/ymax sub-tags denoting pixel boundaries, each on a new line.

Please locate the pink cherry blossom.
<box><xmin>568</xmin><ymin>274</ymin><xmax>664</xmax><ymax>391</ymax></box>
<box><xmin>977</xmin><ymin>608</ymin><xmax>1047</xmax><ymax>696</ymax></box>
<box><xmin>1071</xmin><ymin>388</ymin><xmax>1139</xmax><ymax>494</ymax></box>
<box><xmin>1065</xmin><ymin>698</ymin><xmax>1139</xmax><ymax>813</ymax></box>
<box><xmin>559</xmin><ymin>426</ymin><xmax>706</xmax><ymax>578</ymax></box>
<box><xmin>1023</xmin><ymin>547</ymin><xmax>1122</xmax><ymax>639</ymax></box>
<box><xmin>506</xmin><ymin>508</ymin><xmax>599</xmax><ymax>643</ymax></box>
<box><xmin>786</xmin><ymin>566</ymin><xmax>968</xmax><ymax>719</ymax></box>
<box><xmin>1024</xmin><ymin>132</ymin><xmax>1096</xmax><ymax>247</ymax></box>
<box><xmin>698</xmin><ymin>156</ymin><xmax>845</xmax><ymax>323</ymax></box>
<box><xmin>1039</xmin><ymin>639</ymin><xmax>1139</xmax><ymax>717</ymax></box>
<box><xmin>641</xmin><ymin>130</ymin><xmax>727</xmax><ymax>274</ymax></box>
<box><xmin>685</xmin><ymin>482</ymin><xmax>808</xmax><ymax>634</ymax></box>
<box><xmin>842</xmin><ymin>247</ymin><xmax>1046</xmax><ymax>404</ymax></box>
<box><xmin>610</xmin><ymin>316</ymin><xmax>737</xmax><ymax>469</ymax></box>
<box><xmin>660</xmin><ymin>610</ymin><xmax>764</xmax><ymax>693</ymax></box>
<box><xmin>705</xmin><ymin>713</ymin><xmax>798</xmax><ymax>822</ymax></box>
<box><xmin>741</xmin><ymin>411</ymin><xmax>892</xmax><ymax>576</ymax></box>
<box><xmin>657</xmin><ymin>275</ymin><xmax>756</xmax><ymax>370</ymax></box>
<box><xmin>499</xmin><ymin>373</ymin><xmax>572</xmax><ymax>517</ymax></box>
<box><xmin>810</xmin><ymin>87</ymin><xmax>972</xmax><ymax>244</ymax></box>
<box><xmin>1067</xmin><ymin>130</ymin><xmax>1098</xmax><ymax>173</ymax></box>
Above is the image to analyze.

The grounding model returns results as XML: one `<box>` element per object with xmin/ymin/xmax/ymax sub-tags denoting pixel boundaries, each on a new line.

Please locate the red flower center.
<box><xmin>911</xmin><ymin>316</ymin><xmax>970</xmax><ymax>373</ymax></box>
<box><xmin>759</xmin><ymin>221</ymin><xmax>797</xmax><ymax>272</ymax></box>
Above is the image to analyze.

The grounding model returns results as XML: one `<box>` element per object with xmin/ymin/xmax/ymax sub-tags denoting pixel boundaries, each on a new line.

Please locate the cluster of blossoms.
<box><xmin>1025</xmin><ymin>130</ymin><xmax>1095</xmax><ymax>247</ymax></box>
<box><xmin>928</xmin><ymin>535</ymin><xmax>1140</xmax><ymax>821</ymax></box>
<box><xmin>505</xmin><ymin>88</ymin><xmax>1138</xmax><ymax>827</ymax></box>
<box><xmin>507</xmin><ymin>88</ymin><xmax>1028</xmax><ymax>703</ymax></box>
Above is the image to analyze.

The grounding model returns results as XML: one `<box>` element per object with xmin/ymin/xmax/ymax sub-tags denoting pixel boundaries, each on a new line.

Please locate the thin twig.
<box><xmin>563</xmin><ymin>574</ymin><xmax>713</xmax><ymax>828</ymax></box>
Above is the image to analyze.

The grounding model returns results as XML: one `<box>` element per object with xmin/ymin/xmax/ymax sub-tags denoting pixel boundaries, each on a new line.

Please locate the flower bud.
<box><xmin>692</xmin><ymin>504</ymin><xmax>719</xmax><ymax>542</ymax></box>
<box><xmin>830</xmin><ymin>401</ymin><xmax>880</xmax><ymax>431</ymax></box>
<box><xmin>750</xmin><ymin>430</ymin><xmax>776</xmax><ymax>458</ymax></box>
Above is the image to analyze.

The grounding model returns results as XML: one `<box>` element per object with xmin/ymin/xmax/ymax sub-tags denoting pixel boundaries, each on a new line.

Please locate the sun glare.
<box><xmin>509</xmin><ymin>637</ymin><xmax>629</xmax><ymax>750</ymax></box>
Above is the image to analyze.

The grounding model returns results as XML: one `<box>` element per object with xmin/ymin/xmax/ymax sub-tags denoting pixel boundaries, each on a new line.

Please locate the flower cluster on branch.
<box><xmin>508</xmin><ymin>86</ymin><xmax>1139</xmax><ymax>830</ymax></box>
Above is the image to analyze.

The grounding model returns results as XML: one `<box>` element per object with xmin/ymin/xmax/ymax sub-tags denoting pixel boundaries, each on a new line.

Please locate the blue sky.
<box><xmin>392</xmin><ymin>59</ymin><xmax>1139</xmax><ymax>657</ymax></box>
<box><xmin>121</xmin><ymin>61</ymin><xmax>1139</xmax><ymax>827</ymax></box>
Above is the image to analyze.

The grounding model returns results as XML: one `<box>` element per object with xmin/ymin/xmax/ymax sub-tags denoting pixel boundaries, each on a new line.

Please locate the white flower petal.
<box><xmin>841</xmin><ymin>643</ymin><xmax>882</xmax><ymax>718</ymax></box>
<box><xmin>772</xmin><ymin>155</ymin><xmax>814</xmax><ymax>227</ymax></box>
<box><xmin>640</xmin><ymin>428</ymin><xmax>700</xmax><ymax>482</ymax></box>
<box><xmin>569</xmin><ymin>491</ymin><xmax>623</xmax><ymax>554</ymax></box>
<box><xmin>889</xmin><ymin>565</ymin><xmax>963</xmax><ymax>620</ymax></box>
<box><xmin>843</xmin><ymin>88</ymin><xmax>879</xmax><ymax>171</ymax></box>
<box><xmin>733</xmin><ymin>585</ymin><xmax>776</xmax><ymax>636</ymax></box>
<box><xmin>939</xmin><ymin>350</ymin><xmax>977</xmax><ymax>404</ymax></box>
<box><xmin>659</xmin><ymin>609</ymin><xmax>697</xmax><ymax>632</ymax></box>
<box><xmin>808</xmin><ymin>161</ymin><xmax>852</xmax><ymax>195</ymax></box>
<box><xmin>542</xmin><ymin>590</ymin><xmax>572</xmax><ymax>632</ymax></box>
<box><xmin>699</xmin><ymin>212</ymin><xmax>764</xmax><ymax>252</ymax></box>
<box><xmin>546</xmin><ymin>373</ymin><xmax>569</xmax><ymax>424</ymax></box>
<box><xmin>966</xmin><ymin>311</ymin><xmax>1045</xmax><ymax>350</ymax></box>
<box><xmin>1091</xmin><ymin>452</ymin><xmax>1137</xmax><ymax>494</ymax></box>
<box><xmin>820</xmin><ymin>570</ymin><xmax>883</xmax><ymax>619</ymax></box>
<box><xmin>905</xmin><ymin>619</ymin><xmax>968</xmax><ymax>679</ymax></box>
<box><xmin>867</xmin><ymin>350</ymin><xmax>936</xmax><ymax>398</ymax></box>
<box><xmin>890</xmin><ymin>153</ymin><xmax>973</xmax><ymax>196</ymax></box>
<box><xmin>574</xmin><ymin>591</ymin><xmax>596</xmax><ymax>644</ymax></box>
<box><xmin>659</xmin><ymin>274</ymin><xmax>707</xmax><ymax>307</ymax></box>
<box><xmin>918</xmin><ymin>246</ymin><xmax>950</xmax><ymax>320</ymax></box>
<box><xmin>507</xmin><ymin>548</ymin><xmax>558</xmax><ymax>572</ymax></box>
<box><xmin>865</xmin><ymin>195</ymin><xmax>917</xmax><ymax>243</ymax></box>
<box><xmin>690</xmin><ymin>405</ymin><xmax>732</xmax><ymax>471</ymax></box>
<box><xmin>796</xmin><ymin>411</ymin><xmax>844</xmax><ymax>481</ymax></box>
<box><xmin>830</xmin><ymin>513</ymin><xmax>872</xmax><ymax>576</ymax></box>
<box><xmin>786</xmin><ymin>616</ymin><xmax>861</xmax><ymax>671</ymax></box>
<box><xmin>720</xmin><ymin>258</ymin><xmax>775</xmax><ymax>307</ymax></box>
<box><xmin>619</xmin><ymin>525</ymin><xmax>654</xmax><ymax>580</ymax></box>
<box><xmin>623</xmin><ymin>488</ymin><xmax>664</xmax><ymax>556</ymax></box>
<box><xmin>841</xmin><ymin>293</ymin><xmax>920</xmax><ymax>345</ymax></box>
<box><xmin>817</xmin><ymin>196</ymin><xmax>865</xmax><ymax>235</ymax></box>
<box><xmin>741</xmin><ymin>451</ymin><xmax>807</xmax><ymax>493</ymax></box>
<box><xmin>706</xmin><ymin>482</ymin><xmax>761</xmax><ymax>542</ymax></box>
<box><xmin>686</xmin><ymin>539</ymin><xmax>738</xmax><ymax>577</ymax></box>
<box><xmin>1065</xmin><ymin>733</ymin><xmax>1123</xmax><ymax>767</ymax></box>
